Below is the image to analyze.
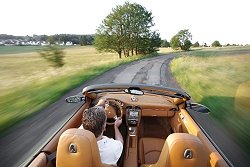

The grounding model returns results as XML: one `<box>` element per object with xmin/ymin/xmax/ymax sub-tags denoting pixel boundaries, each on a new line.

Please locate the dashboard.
<box><xmin>96</xmin><ymin>93</ymin><xmax>179</xmax><ymax>126</ymax></box>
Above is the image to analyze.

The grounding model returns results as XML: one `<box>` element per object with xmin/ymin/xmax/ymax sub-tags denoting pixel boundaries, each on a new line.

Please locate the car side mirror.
<box><xmin>65</xmin><ymin>95</ymin><xmax>85</xmax><ymax>103</ymax></box>
<box><xmin>186</xmin><ymin>102</ymin><xmax>210</xmax><ymax>114</ymax></box>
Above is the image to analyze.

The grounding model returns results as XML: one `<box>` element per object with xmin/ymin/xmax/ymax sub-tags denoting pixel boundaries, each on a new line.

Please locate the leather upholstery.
<box><xmin>28</xmin><ymin>152</ymin><xmax>51</xmax><ymax>167</ymax></box>
<box><xmin>139</xmin><ymin>137</ymin><xmax>166</xmax><ymax>164</ymax></box>
<box><xmin>141</xmin><ymin>133</ymin><xmax>207</xmax><ymax>167</ymax></box>
<box><xmin>56</xmin><ymin>128</ymin><xmax>114</xmax><ymax>167</ymax></box>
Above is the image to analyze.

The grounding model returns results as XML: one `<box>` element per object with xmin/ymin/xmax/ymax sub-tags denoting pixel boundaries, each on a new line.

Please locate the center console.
<box><xmin>124</xmin><ymin>106</ymin><xmax>141</xmax><ymax>167</ymax></box>
<box><xmin>126</xmin><ymin>106</ymin><xmax>141</xmax><ymax>126</ymax></box>
<box><xmin>126</xmin><ymin>106</ymin><xmax>141</xmax><ymax>136</ymax></box>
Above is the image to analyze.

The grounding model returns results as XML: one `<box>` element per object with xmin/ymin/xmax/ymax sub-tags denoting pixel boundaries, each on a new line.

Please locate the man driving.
<box><xmin>79</xmin><ymin>99</ymin><xmax>124</xmax><ymax>166</ymax></box>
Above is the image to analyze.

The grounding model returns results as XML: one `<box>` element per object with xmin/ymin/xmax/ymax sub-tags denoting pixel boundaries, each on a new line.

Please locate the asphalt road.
<box><xmin>0</xmin><ymin>53</ymin><xmax>249</xmax><ymax>167</ymax></box>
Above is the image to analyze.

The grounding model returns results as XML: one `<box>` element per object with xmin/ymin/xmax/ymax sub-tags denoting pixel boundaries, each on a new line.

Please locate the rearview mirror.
<box><xmin>186</xmin><ymin>102</ymin><xmax>210</xmax><ymax>114</ymax></box>
<box><xmin>65</xmin><ymin>95</ymin><xmax>85</xmax><ymax>103</ymax></box>
<box><xmin>124</xmin><ymin>87</ymin><xmax>144</xmax><ymax>95</ymax></box>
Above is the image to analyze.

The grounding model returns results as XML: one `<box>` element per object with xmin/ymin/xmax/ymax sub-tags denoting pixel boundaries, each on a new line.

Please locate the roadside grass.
<box><xmin>0</xmin><ymin>46</ymin><xmax>161</xmax><ymax>136</ymax></box>
<box><xmin>158</xmin><ymin>47</ymin><xmax>183</xmax><ymax>54</ymax></box>
<box><xmin>170</xmin><ymin>46</ymin><xmax>250</xmax><ymax>155</ymax></box>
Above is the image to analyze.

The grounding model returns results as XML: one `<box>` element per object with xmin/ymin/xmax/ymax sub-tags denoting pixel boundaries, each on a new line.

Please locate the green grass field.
<box><xmin>170</xmin><ymin>46</ymin><xmax>250</xmax><ymax>155</ymax></box>
<box><xmin>0</xmin><ymin>45</ymin><xmax>158</xmax><ymax>135</ymax></box>
<box><xmin>0</xmin><ymin>45</ymin><xmax>74</xmax><ymax>55</ymax></box>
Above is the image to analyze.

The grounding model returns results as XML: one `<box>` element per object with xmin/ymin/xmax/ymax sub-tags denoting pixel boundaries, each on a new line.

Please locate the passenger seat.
<box><xmin>139</xmin><ymin>137</ymin><xmax>166</xmax><ymax>164</ymax></box>
<box><xmin>139</xmin><ymin>133</ymin><xmax>207</xmax><ymax>167</ymax></box>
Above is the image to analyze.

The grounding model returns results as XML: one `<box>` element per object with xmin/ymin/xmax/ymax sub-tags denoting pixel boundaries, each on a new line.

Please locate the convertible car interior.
<box><xmin>26</xmin><ymin>83</ymin><xmax>230</xmax><ymax>167</ymax></box>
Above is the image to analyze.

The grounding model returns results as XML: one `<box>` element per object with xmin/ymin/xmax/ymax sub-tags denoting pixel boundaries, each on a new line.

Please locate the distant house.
<box><xmin>41</xmin><ymin>41</ymin><xmax>50</xmax><ymax>46</ymax></box>
<box><xmin>0</xmin><ymin>39</ymin><xmax>75</xmax><ymax>46</ymax></box>
<box><xmin>65</xmin><ymin>41</ymin><xmax>73</xmax><ymax>45</ymax></box>
<box><xmin>59</xmin><ymin>42</ymin><xmax>65</xmax><ymax>45</ymax></box>
<box><xmin>28</xmin><ymin>41</ymin><xmax>41</xmax><ymax>46</ymax></box>
<box><xmin>56</xmin><ymin>41</ymin><xmax>65</xmax><ymax>45</ymax></box>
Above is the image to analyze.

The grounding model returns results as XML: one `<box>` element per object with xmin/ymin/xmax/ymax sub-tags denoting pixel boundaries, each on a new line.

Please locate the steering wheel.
<box><xmin>104</xmin><ymin>99</ymin><xmax>123</xmax><ymax>125</ymax></box>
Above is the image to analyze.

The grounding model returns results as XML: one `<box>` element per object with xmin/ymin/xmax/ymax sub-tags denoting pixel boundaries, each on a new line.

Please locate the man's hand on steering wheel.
<box><xmin>114</xmin><ymin>117</ymin><xmax>122</xmax><ymax>128</ymax></box>
<box><xmin>96</xmin><ymin>98</ymin><xmax>106</xmax><ymax>107</ymax></box>
<box><xmin>96</xmin><ymin>98</ymin><xmax>123</xmax><ymax>125</ymax></box>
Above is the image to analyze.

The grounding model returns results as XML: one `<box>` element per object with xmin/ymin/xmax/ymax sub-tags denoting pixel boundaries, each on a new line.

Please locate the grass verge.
<box><xmin>170</xmin><ymin>46</ymin><xmax>250</xmax><ymax>155</ymax></box>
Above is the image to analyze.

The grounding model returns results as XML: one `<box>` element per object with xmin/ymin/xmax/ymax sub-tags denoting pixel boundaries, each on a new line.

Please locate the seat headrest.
<box><xmin>56</xmin><ymin>128</ymin><xmax>104</xmax><ymax>167</ymax></box>
<box><xmin>155</xmin><ymin>133</ymin><xmax>207</xmax><ymax>167</ymax></box>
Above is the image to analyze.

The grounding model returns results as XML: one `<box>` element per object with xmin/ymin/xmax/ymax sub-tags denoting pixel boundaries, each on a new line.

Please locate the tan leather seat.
<box><xmin>140</xmin><ymin>133</ymin><xmax>207</xmax><ymax>167</ymax></box>
<box><xmin>56</xmin><ymin>128</ymin><xmax>114</xmax><ymax>167</ymax></box>
<box><xmin>139</xmin><ymin>137</ymin><xmax>166</xmax><ymax>164</ymax></box>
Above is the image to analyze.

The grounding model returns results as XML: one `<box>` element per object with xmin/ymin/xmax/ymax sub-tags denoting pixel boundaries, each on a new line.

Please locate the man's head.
<box><xmin>82</xmin><ymin>106</ymin><xmax>107</xmax><ymax>138</ymax></box>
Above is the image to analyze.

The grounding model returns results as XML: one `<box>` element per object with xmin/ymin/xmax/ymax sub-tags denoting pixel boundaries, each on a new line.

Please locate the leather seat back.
<box><xmin>139</xmin><ymin>137</ymin><xmax>165</xmax><ymax>164</ymax></box>
<box><xmin>56</xmin><ymin>128</ymin><xmax>113</xmax><ymax>167</ymax></box>
<box><xmin>141</xmin><ymin>133</ymin><xmax>207</xmax><ymax>167</ymax></box>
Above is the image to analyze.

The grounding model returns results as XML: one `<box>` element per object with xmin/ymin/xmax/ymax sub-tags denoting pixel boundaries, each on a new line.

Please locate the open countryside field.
<box><xmin>170</xmin><ymin>46</ymin><xmax>250</xmax><ymax>155</ymax></box>
<box><xmin>1</xmin><ymin>45</ymin><xmax>249</xmax><ymax>157</ymax></box>
<box><xmin>0</xmin><ymin>46</ymin><xmax>157</xmax><ymax>135</ymax></box>
<box><xmin>0</xmin><ymin>45</ymin><xmax>73</xmax><ymax>55</ymax></box>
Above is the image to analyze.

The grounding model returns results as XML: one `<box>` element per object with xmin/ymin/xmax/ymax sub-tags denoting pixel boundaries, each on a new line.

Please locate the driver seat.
<box><xmin>56</xmin><ymin>128</ymin><xmax>114</xmax><ymax>167</ymax></box>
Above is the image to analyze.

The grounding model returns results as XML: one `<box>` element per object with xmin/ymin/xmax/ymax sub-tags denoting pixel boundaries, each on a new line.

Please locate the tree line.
<box><xmin>0</xmin><ymin>34</ymin><xmax>95</xmax><ymax>46</ymax></box>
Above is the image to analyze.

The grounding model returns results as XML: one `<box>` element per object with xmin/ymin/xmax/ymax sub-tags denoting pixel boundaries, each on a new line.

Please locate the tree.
<box><xmin>193</xmin><ymin>41</ymin><xmax>200</xmax><ymax>47</ymax></box>
<box><xmin>94</xmin><ymin>2</ymin><xmax>161</xmax><ymax>58</ymax></box>
<box><xmin>38</xmin><ymin>45</ymin><xmax>65</xmax><ymax>68</ymax></box>
<box><xmin>40</xmin><ymin>35</ymin><xmax>48</xmax><ymax>41</ymax></box>
<box><xmin>80</xmin><ymin>35</ymin><xmax>87</xmax><ymax>46</ymax></box>
<box><xmin>47</xmin><ymin>36</ymin><xmax>55</xmax><ymax>44</ymax></box>
<box><xmin>212</xmin><ymin>40</ymin><xmax>221</xmax><ymax>47</ymax></box>
<box><xmin>143</xmin><ymin>31</ymin><xmax>161</xmax><ymax>54</ymax></box>
<box><xmin>170</xmin><ymin>29</ymin><xmax>192</xmax><ymax>50</ymax></box>
<box><xmin>86</xmin><ymin>35</ymin><xmax>94</xmax><ymax>45</ymax></box>
<box><xmin>161</xmin><ymin>40</ymin><xmax>170</xmax><ymax>47</ymax></box>
<box><xmin>202</xmin><ymin>42</ymin><xmax>207</xmax><ymax>47</ymax></box>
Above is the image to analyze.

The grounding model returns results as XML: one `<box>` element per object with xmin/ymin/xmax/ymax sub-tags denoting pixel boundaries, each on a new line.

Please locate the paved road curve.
<box><xmin>0</xmin><ymin>53</ymin><xmax>249</xmax><ymax>166</ymax></box>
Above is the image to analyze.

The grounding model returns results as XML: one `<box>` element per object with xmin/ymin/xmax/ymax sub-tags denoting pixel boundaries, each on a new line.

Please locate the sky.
<box><xmin>1</xmin><ymin>0</ymin><xmax>249</xmax><ymax>45</ymax></box>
